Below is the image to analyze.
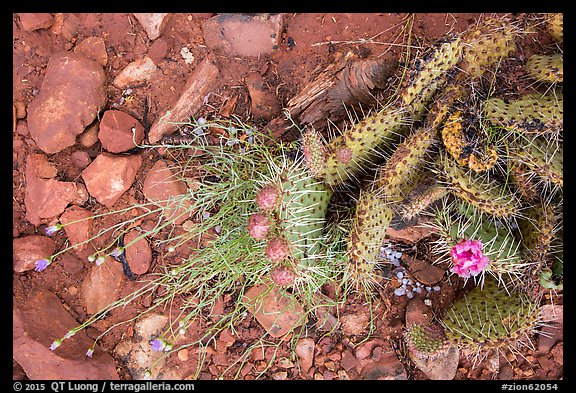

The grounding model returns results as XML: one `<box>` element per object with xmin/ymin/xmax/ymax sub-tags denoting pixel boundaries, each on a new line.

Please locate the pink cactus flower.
<box><xmin>450</xmin><ymin>239</ymin><xmax>490</xmax><ymax>278</ymax></box>
<box><xmin>265</xmin><ymin>238</ymin><xmax>291</xmax><ymax>263</ymax></box>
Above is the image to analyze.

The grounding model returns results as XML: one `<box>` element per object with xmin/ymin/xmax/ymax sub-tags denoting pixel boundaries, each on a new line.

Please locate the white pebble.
<box><xmin>415</xmin><ymin>281</ymin><xmax>422</xmax><ymax>287</ymax></box>
<box><xmin>406</xmin><ymin>291</ymin><xmax>414</xmax><ymax>299</ymax></box>
<box><xmin>433</xmin><ymin>286</ymin><xmax>441</xmax><ymax>291</ymax></box>
<box><xmin>413</xmin><ymin>287</ymin><xmax>422</xmax><ymax>294</ymax></box>
<box><xmin>393</xmin><ymin>252</ymin><xmax>402</xmax><ymax>259</ymax></box>
<box><xmin>424</xmin><ymin>299</ymin><xmax>432</xmax><ymax>306</ymax></box>
<box><xmin>396</xmin><ymin>271</ymin><xmax>404</xmax><ymax>279</ymax></box>
<box><xmin>394</xmin><ymin>287</ymin><xmax>406</xmax><ymax>296</ymax></box>
<box><xmin>405</xmin><ymin>279</ymin><xmax>413</xmax><ymax>285</ymax></box>
<box><xmin>391</xmin><ymin>259</ymin><xmax>401</xmax><ymax>267</ymax></box>
<box><xmin>197</xmin><ymin>117</ymin><xmax>207</xmax><ymax>126</ymax></box>
<box><xmin>425</xmin><ymin>286</ymin><xmax>432</xmax><ymax>292</ymax></box>
<box><xmin>402</xmin><ymin>278</ymin><xmax>409</xmax><ymax>285</ymax></box>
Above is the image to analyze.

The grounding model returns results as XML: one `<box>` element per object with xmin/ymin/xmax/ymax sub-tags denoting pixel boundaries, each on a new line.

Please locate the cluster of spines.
<box><xmin>518</xmin><ymin>201</ymin><xmax>559</xmax><ymax>266</ymax></box>
<box><xmin>404</xmin><ymin>322</ymin><xmax>450</xmax><ymax>360</ymax></box>
<box><xmin>400</xmin><ymin>181</ymin><xmax>448</xmax><ymax>222</ymax></box>
<box><xmin>440</xmin><ymin>277</ymin><xmax>541</xmax><ymax>359</ymax></box>
<box><xmin>509</xmin><ymin>135</ymin><xmax>563</xmax><ymax>190</ymax></box>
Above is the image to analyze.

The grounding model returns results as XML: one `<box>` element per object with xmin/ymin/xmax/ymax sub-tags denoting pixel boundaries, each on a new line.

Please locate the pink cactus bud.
<box><xmin>247</xmin><ymin>214</ymin><xmax>271</xmax><ymax>240</ymax></box>
<box><xmin>265</xmin><ymin>238</ymin><xmax>291</xmax><ymax>263</ymax></box>
<box><xmin>256</xmin><ymin>185</ymin><xmax>281</xmax><ymax>210</ymax></box>
<box><xmin>270</xmin><ymin>266</ymin><xmax>295</xmax><ymax>286</ymax></box>
<box><xmin>450</xmin><ymin>239</ymin><xmax>490</xmax><ymax>278</ymax></box>
<box><xmin>335</xmin><ymin>147</ymin><xmax>353</xmax><ymax>164</ymax></box>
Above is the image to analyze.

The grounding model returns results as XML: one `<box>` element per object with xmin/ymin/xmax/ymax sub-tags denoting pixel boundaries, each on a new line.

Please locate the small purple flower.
<box><xmin>110</xmin><ymin>247</ymin><xmax>124</xmax><ymax>258</ymax></box>
<box><xmin>95</xmin><ymin>256</ymin><xmax>106</xmax><ymax>266</ymax></box>
<box><xmin>44</xmin><ymin>223</ymin><xmax>62</xmax><ymax>236</ymax></box>
<box><xmin>34</xmin><ymin>258</ymin><xmax>50</xmax><ymax>272</ymax></box>
<box><xmin>49</xmin><ymin>339</ymin><xmax>62</xmax><ymax>351</ymax></box>
<box><xmin>150</xmin><ymin>339</ymin><xmax>166</xmax><ymax>352</ymax></box>
<box><xmin>86</xmin><ymin>348</ymin><xmax>94</xmax><ymax>358</ymax></box>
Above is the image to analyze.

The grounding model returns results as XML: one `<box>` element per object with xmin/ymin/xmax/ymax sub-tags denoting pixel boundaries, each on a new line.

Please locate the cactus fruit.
<box><xmin>440</xmin><ymin>277</ymin><xmax>541</xmax><ymax>357</ymax></box>
<box><xmin>247</xmin><ymin>213</ymin><xmax>271</xmax><ymax>240</ymax></box>
<box><xmin>376</xmin><ymin>127</ymin><xmax>438</xmax><ymax>202</ymax></box>
<box><xmin>310</xmin><ymin>106</ymin><xmax>409</xmax><ymax>187</ymax></box>
<box><xmin>404</xmin><ymin>322</ymin><xmax>450</xmax><ymax>359</ymax></box>
<box><xmin>256</xmin><ymin>185</ymin><xmax>281</xmax><ymax>211</ymax></box>
<box><xmin>545</xmin><ymin>13</ymin><xmax>563</xmax><ymax>42</ymax></box>
<box><xmin>460</xmin><ymin>17</ymin><xmax>518</xmax><ymax>78</ymax></box>
<box><xmin>347</xmin><ymin>190</ymin><xmax>394</xmax><ymax>289</ymax></box>
<box><xmin>510</xmin><ymin>136</ymin><xmax>563</xmax><ymax>189</ymax></box>
<box><xmin>526</xmin><ymin>54</ymin><xmax>563</xmax><ymax>83</ymax></box>
<box><xmin>401</xmin><ymin>36</ymin><xmax>463</xmax><ymax>120</ymax></box>
<box><xmin>270</xmin><ymin>265</ymin><xmax>296</xmax><ymax>286</ymax></box>
<box><xmin>482</xmin><ymin>92</ymin><xmax>563</xmax><ymax>135</ymax></box>
<box><xmin>439</xmin><ymin>155</ymin><xmax>520</xmax><ymax>219</ymax></box>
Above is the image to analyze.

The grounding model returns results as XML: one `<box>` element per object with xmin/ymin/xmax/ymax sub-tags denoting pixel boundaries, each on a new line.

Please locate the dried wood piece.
<box><xmin>148</xmin><ymin>53</ymin><xmax>220</xmax><ymax>144</ymax></box>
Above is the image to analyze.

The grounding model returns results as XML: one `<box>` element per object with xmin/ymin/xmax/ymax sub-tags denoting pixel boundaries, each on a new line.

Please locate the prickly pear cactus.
<box><xmin>346</xmin><ymin>189</ymin><xmax>394</xmax><ymax>289</ymax></box>
<box><xmin>439</xmin><ymin>155</ymin><xmax>520</xmax><ymax>218</ymax></box>
<box><xmin>509</xmin><ymin>135</ymin><xmax>563</xmax><ymax>189</ymax></box>
<box><xmin>400</xmin><ymin>181</ymin><xmax>448</xmax><ymax>222</ymax></box>
<box><xmin>249</xmin><ymin>160</ymin><xmax>333</xmax><ymax>283</ymax></box>
<box><xmin>376</xmin><ymin>127</ymin><xmax>437</xmax><ymax>202</ymax></box>
<box><xmin>401</xmin><ymin>36</ymin><xmax>462</xmax><ymax>119</ymax></box>
<box><xmin>404</xmin><ymin>322</ymin><xmax>450</xmax><ymax>359</ymax></box>
<box><xmin>483</xmin><ymin>92</ymin><xmax>563</xmax><ymax>135</ymax></box>
<box><xmin>440</xmin><ymin>277</ymin><xmax>541</xmax><ymax>355</ymax></box>
<box><xmin>526</xmin><ymin>54</ymin><xmax>563</xmax><ymax>83</ymax></box>
<box><xmin>518</xmin><ymin>201</ymin><xmax>559</xmax><ymax>264</ymax></box>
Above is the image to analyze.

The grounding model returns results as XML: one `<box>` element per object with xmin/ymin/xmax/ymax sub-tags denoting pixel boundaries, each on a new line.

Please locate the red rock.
<box><xmin>203</xmin><ymin>14</ymin><xmax>286</xmax><ymax>57</ymax></box>
<box><xmin>124</xmin><ymin>229</ymin><xmax>152</xmax><ymax>275</ymax></box>
<box><xmin>74</xmin><ymin>37</ymin><xmax>108</xmax><ymax>66</ymax></box>
<box><xmin>405</xmin><ymin>297</ymin><xmax>433</xmax><ymax>326</ymax></box>
<box><xmin>59</xmin><ymin>251</ymin><xmax>85</xmax><ymax>275</ymax></box>
<box><xmin>79</xmin><ymin>121</ymin><xmax>100</xmax><ymax>147</ymax></box>
<box><xmin>341</xmin><ymin>349</ymin><xmax>357</xmax><ymax>371</ymax></box>
<box><xmin>410</xmin><ymin>345</ymin><xmax>459</xmax><ymax>380</ymax></box>
<box><xmin>245</xmin><ymin>72</ymin><xmax>281</xmax><ymax>121</ymax></box>
<box><xmin>386</xmin><ymin>223</ymin><xmax>438</xmax><ymax>244</ymax></box>
<box><xmin>142</xmin><ymin>160</ymin><xmax>193</xmax><ymax>224</ymax></box>
<box><xmin>13</xmin><ymin>235</ymin><xmax>56</xmax><ymax>273</ymax></box>
<box><xmin>18</xmin><ymin>13</ymin><xmax>54</xmax><ymax>31</ymax></box>
<box><xmin>113</xmin><ymin>56</ymin><xmax>158</xmax><ymax>89</ymax></box>
<box><xmin>81</xmin><ymin>257</ymin><xmax>125</xmax><ymax>314</ymax></box>
<box><xmin>27</xmin><ymin>51</ymin><xmax>106</xmax><ymax>154</ymax></box>
<box><xmin>13</xmin><ymin>289</ymin><xmax>119</xmax><ymax>380</ymax></box>
<box><xmin>148</xmin><ymin>38</ymin><xmax>170</xmax><ymax>63</ymax></box>
<box><xmin>132</xmin><ymin>13</ymin><xmax>169</xmax><ymax>40</ymax></box>
<box><xmin>340</xmin><ymin>309</ymin><xmax>370</xmax><ymax>336</ymax></box>
<box><xmin>24</xmin><ymin>156</ymin><xmax>79</xmax><ymax>226</ymax></box>
<box><xmin>81</xmin><ymin>153</ymin><xmax>142</xmax><ymax>208</ymax></box>
<box><xmin>243</xmin><ymin>283</ymin><xmax>306</xmax><ymax>338</ymax></box>
<box><xmin>60</xmin><ymin>206</ymin><xmax>93</xmax><ymax>256</ymax></box>
<box><xmin>27</xmin><ymin>153</ymin><xmax>57</xmax><ymax>179</ymax></box>
<box><xmin>354</xmin><ymin>343</ymin><xmax>372</xmax><ymax>360</ymax></box>
<box><xmin>359</xmin><ymin>351</ymin><xmax>407</xmax><ymax>380</ymax></box>
<box><xmin>295</xmin><ymin>338</ymin><xmax>315</xmax><ymax>376</ymax></box>
<box><xmin>404</xmin><ymin>255</ymin><xmax>445</xmax><ymax>285</ymax></box>
<box><xmin>99</xmin><ymin>110</ymin><xmax>145</xmax><ymax>153</ymax></box>
<box><xmin>70</xmin><ymin>151</ymin><xmax>91</xmax><ymax>169</ymax></box>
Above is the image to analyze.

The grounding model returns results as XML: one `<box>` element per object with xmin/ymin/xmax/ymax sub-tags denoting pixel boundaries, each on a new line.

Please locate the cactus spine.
<box><xmin>404</xmin><ymin>322</ymin><xmax>450</xmax><ymax>359</ymax></box>
<box><xmin>526</xmin><ymin>54</ymin><xmax>563</xmax><ymax>84</ymax></box>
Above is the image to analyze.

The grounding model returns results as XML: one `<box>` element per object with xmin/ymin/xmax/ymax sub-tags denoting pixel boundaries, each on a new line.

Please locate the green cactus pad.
<box><xmin>347</xmin><ymin>190</ymin><xmax>393</xmax><ymax>287</ymax></box>
<box><xmin>441</xmin><ymin>277</ymin><xmax>540</xmax><ymax>354</ymax></box>
<box><xmin>509</xmin><ymin>161</ymin><xmax>541</xmax><ymax>203</ymax></box>
<box><xmin>483</xmin><ymin>92</ymin><xmax>563</xmax><ymax>135</ymax></box>
<box><xmin>317</xmin><ymin>106</ymin><xmax>409</xmax><ymax>187</ymax></box>
<box><xmin>376</xmin><ymin>127</ymin><xmax>438</xmax><ymax>202</ymax></box>
<box><xmin>526</xmin><ymin>54</ymin><xmax>563</xmax><ymax>83</ymax></box>
<box><xmin>518</xmin><ymin>202</ymin><xmax>558</xmax><ymax>264</ymax></box>
<box><xmin>277</xmin><ymin>165</ymin><xmax>333</xmax><ymax>261</ymax></box>
<box><xmin>440</xmin><ymin>155</ymin><xmax>520</xmax><ymax>218</ymax></box>
<box><xmin>404</xmin><ymin>323</ymin><xmax>450</xmax><ymax>360</ymax></box>
<box><xmin>401</xmin><ymin>182</ymin><xmax>448</xmax><ymax>221</ymax></box>
<box><xmin>401</xmin><ymin>36</ymin><xmax>462</xmax><ymax>120</ymax></box>
<box><xmin>510</xmin><ymin>136</ymin><xmax>563</xmax><ymax>188</ymax></box>
<box><xmin>546</xmin><ymin>13</ymin><xmax>563</xmax><ymax>42</ymax></box>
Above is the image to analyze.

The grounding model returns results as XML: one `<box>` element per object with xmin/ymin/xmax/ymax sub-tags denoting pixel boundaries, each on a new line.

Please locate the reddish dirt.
<box><xmin>12</xmin><ymin>13</ymin><xmax>562</xmax><ymax>381</ymax></box>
